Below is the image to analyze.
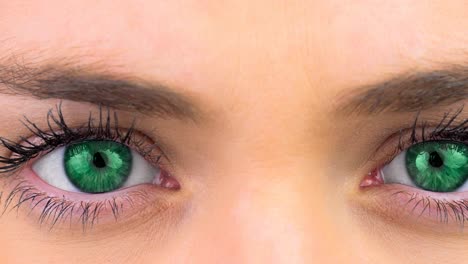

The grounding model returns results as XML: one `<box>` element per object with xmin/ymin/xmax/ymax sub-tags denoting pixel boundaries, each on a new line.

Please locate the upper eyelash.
<box><xmin>0</xmin><ymin>103</ymin><xmax>160</xmax><ymax>174</ymax></box>
<box><xmin>396</xmin><ymin>105</ymin><xmax>468</xmax><ymax>152</ymax></box>
<box><xmin>373</xmin><ymin>107</ymin><xmax>468</xmax><ymax>164</ymax></box>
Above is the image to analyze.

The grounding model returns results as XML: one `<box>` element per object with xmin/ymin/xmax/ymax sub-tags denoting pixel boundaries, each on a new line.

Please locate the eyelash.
<box><xmin>391</xmin><ymin>190</ymin><xmax>468</xmax><ymax>226</ymax></box>
<box><xmin>399</xmin><ymin>106</ymin><xmax>468</xmax><ymax>150</ymax></box>
<box><xmin>0</xmin><ymin>103</ymin><xmax>163</xmax><ymax>173</ymax></box>
<box><xmin>3</xmin><ymin>180</ymin><xmax>127</xmax><ymax>230</ymax></box>
<box><xmin>367</xmin><ymin>106</ymin><xmax>468</xmax><ymax>227</ymax></box>
<box><xmin>0</xmin><ymin>104</ymin><xmax>168</xmax><ymax>231</ymax></box>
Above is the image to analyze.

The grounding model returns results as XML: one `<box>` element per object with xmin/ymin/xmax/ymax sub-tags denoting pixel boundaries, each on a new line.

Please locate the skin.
<box><xmin>0</xmin><ymin>0</ymin><xmax>467</xmax><ymax>263</ymax></box>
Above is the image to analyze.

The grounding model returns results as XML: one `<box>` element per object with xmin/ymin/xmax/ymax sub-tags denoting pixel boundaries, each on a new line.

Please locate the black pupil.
<box><xmin>93</xmin><ymin>152</ymin><xmax>107</xmax><ymax>168</ymax></box>
<box><xmin>428</xmin><ymin>151</ymin><xmax>444</xmax><ymax>168</ymax></box>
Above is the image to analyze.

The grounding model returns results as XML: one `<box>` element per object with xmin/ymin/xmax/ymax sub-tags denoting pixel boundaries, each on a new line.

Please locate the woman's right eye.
<box><xmin>382</xmin><ymin>140</ymin><xmax>468</xmax><ymax>192</ymax></box>
<box><xmin>0</xmin><ymin>106</ymin><xmax>184</xmax><ymax>231</ymax></box>
<box><xmin>32</xmin><ymin>140</ymin><xmax>159</xmax><ymax>194</ymax></box>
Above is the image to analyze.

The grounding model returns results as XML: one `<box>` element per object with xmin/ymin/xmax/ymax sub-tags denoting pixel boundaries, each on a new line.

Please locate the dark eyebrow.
<box><xmin>337</xmin><ymin>65</ymin><xmax>468</xmax><ymax>115</ymax></box>
<box><xmin>0</xmin><ymin>61</ymin><xmax>198</xmax><ymax>120</ymax></box>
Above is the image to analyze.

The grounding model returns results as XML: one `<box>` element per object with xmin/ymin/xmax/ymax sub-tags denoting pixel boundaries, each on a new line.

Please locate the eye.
<box><xmin>382</xmin><ymin>141</ymin><xmax>468</xmax><ymax>192</ymax></box>
<box><xmin>0</xmin><ymin>105</ymin><xmax>184</xmax><ymax>231</ymax></box>
<box><xmin>32</xmin><ymin>140</ymin><xmax>158</xmax><ymax>193</ymax></box>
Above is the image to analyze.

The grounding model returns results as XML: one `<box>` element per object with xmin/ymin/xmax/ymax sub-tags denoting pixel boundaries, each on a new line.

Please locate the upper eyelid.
<box><xmin>379</xmin><ymin>109</ymin><xmax>468</xmax><ymax>153</ymax></box>
<box><xmin>0</xmin><ymin>105</ymin><xmax>166</xmax><ymax>174</ymax></box>
<box><xmin>364</xmin><ymin>124</ymin><xmax>468</xmax><ymax>177</ymax></box>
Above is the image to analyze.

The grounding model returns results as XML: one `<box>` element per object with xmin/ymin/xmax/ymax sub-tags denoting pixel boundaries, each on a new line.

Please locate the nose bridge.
<box><xmin>229</xmin><ymin>178</ymin><xmax>312</xmax><ymax>264</ymax></box>
<box><xmin>189</xmin><ymin>167</ymin><xmax>345</xmax><ymax>264</ymax></box>
<box><xmin>170</xmin><ymin>106</ymin><xmax>348</xmax><ymax>262</ymax></box>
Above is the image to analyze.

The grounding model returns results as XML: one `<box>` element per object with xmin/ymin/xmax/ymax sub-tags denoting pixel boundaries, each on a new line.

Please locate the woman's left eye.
<box><xmin>33</xmin><ymin>140</ymin><xmax>158</xmax><ymax>194</ymax></box>
<box><xmin>382</xmin><ymin>140</ymin><xmax>468</xmax><ymax>192</ymax></box>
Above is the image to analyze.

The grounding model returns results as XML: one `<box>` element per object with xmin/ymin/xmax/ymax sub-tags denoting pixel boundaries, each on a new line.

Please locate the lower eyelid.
<box><xmin>2</xmin><ymin>166</ymin><xmax>178</xmax><ymax>231</ymax></box>
<box><xmin>356</xmin><ymin>184</ymin><xmax>468</xmax><ymax>233</ymax></box>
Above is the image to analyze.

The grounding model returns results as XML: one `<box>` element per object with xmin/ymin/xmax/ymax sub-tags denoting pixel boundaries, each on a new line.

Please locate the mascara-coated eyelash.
<box><xmin>0</xmin><ymin>103</ymin><xmax>161</xmax><ymax>173</ymax></box>
<box><xmin>398</xmin><ymin>106</ymin><xmax>468</xmax><ymax>151</ymax></box>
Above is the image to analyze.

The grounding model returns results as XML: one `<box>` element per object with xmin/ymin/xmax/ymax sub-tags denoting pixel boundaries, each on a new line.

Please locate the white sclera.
<box><xmin>381</xmin><ymin>149</ymin><xmax>414</xmax><ymax>186</ymax></box>
<box><xmin>32</xmin><ymin>146</ymin><xmax>159</xmax><ymax>193</ymax></box>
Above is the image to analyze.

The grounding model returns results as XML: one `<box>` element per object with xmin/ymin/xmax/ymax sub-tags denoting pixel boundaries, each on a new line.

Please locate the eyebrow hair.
<box><xmin>338</xmin><ymin>65</ymin><xmax>468</xmax><ymax>115</ymax></box>
<box><xmin>0</xmin><ymin>61</ymin><xmax>198</xmax><ymax>120</ymax></box>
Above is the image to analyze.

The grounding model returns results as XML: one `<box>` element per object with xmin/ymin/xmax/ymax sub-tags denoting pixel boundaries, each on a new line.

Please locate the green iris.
<box><xmin>64</xmin><ymin>141</ymin><xmax>132</xmax><ymax>193</ymax></box>
<box><xmin>405</xmin><ymin>141</ymin><xmax>468</xmax><ymax>192</ymax></box>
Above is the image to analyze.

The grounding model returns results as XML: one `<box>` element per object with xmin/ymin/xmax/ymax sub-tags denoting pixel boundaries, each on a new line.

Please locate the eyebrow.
<box><xmin>338</xmin><ymin>65</ymin><xmax>468</xmax><ymax>115</ymax></box>
<box><xmin>0</xmin><ymin>61</ymin><xmax>198</xmax><ymax>120</ymax></box>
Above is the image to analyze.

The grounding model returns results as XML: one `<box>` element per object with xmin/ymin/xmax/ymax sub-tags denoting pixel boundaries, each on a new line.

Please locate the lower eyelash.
<box><xmin>0</xmin><ymin>178</ymin><xmax>159</xmax><ymax>232</ymax></box>
<box><xmin>362</xmin><ymin>169</ymin><xmax>468</xmax><ymax>228</ymax></box>
<box><xmin>390</xmin><ymin>190</ymin><xmax>468</xmax><ymax>227</ymax></box>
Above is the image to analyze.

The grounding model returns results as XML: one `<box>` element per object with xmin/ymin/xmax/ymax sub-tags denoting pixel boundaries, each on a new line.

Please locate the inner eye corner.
<box><xmin>359</xmin><ymin>168</ymin><xmax>384</xmax><ymax>188</ymax></box>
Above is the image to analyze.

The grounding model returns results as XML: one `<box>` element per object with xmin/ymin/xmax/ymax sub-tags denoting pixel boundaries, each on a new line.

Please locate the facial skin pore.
<box><xmin>0</xmin><ymin>1</ymin><xmax>467</xmax><ymax>263</ymax></box>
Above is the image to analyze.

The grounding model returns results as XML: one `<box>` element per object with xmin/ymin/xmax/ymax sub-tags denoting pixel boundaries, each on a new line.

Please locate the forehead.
<box><xmin>0</xmin><ymin>1</ymin><xmax>466</xmax><ymax>105</ymax></box>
